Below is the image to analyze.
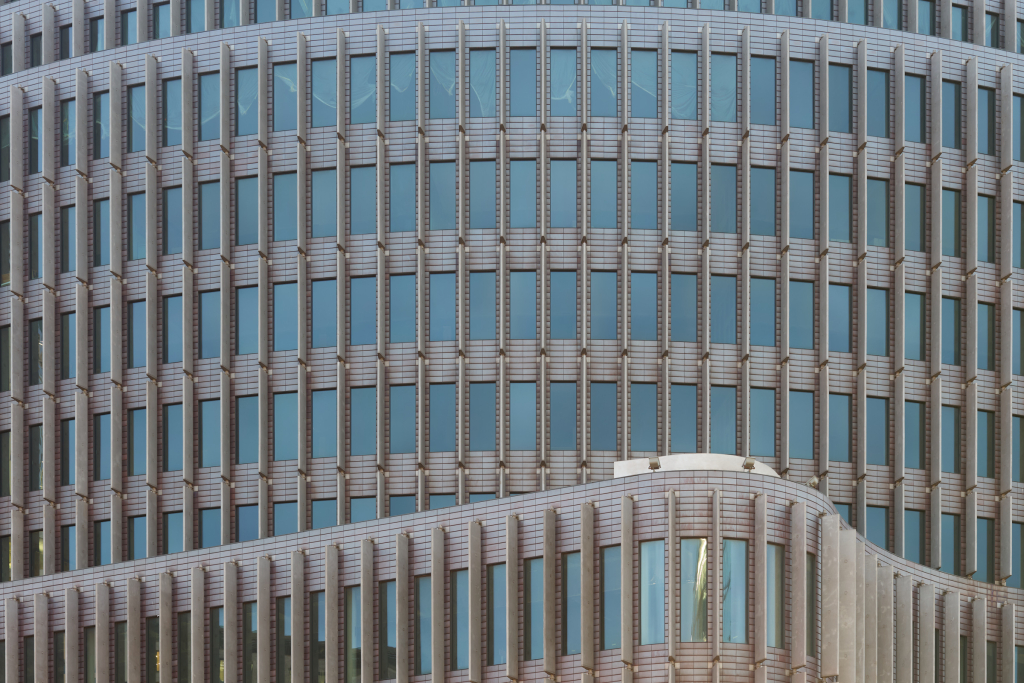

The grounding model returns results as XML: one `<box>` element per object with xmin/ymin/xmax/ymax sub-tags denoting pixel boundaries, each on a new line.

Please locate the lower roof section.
<box><xmin>0</xmin><ymin>471</ymin><xmax>1019</xmax><ymax>683</ymax></box>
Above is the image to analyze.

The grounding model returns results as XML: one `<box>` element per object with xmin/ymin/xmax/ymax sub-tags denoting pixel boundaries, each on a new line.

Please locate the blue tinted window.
<box><xmin>1010</xmin><ymin>522</ymin><xmax>1023</xmax><ymax>588</ymax></box>
<box><xmin>790</xmin><ymin>61</ymin><xmax>814</xmax><ymax>129</ymax></box>
<box><xmin>470</xmin><ymin>272</ymin><xmax>496</xmax><ymax>340</ymax></box>
<box><xmin>710</xmin><ymin>54</ymin><xmax>737</xmax><ymax>123</ymax></box>
<box><xmin>829</xmin><ymin>284</ymin><xmax>851</xmax><ymax>353</ymax></box>
<box><xmin>867</xmin><ymin>178</ymin><xmax>888</xmax><ymax>247</ymax></box>
<box><xmin>630</xmin><ymin>272</ymin><xmax>657</xmax><ymax>341</ymax></box>
<box><xmin>163</xmin><ymin>295</ymin><xmax>182</xmax><ymax>363</ymax></box>
<box><xmin>790</xmin><ymin>170</ymin><xmax>814</xmax><ymax>239</ymax></box>
<box><xmin>430</xmin><ymin>273</ymin><xmax>456</xmax><ymax>341</ymax></box>
<box><xmin>199</xmin><ymin>399</ymin><xmax>220</xmax><ymax>468</ymax></box>
<box><xmin>942</xmin><ymin>405</ymin><xmax>961</xmax><ymax>474</ymax></box>
<box><xmin>469</xmin><ymin>383</ymin><xmax>496</xmax><ymax>451</ymax></box>
<box><xmin>94</xmin><ymin>413</ymin><xmax>111</xmax><ymax>480</ymax></box>
<box><xmin>311</xmin><ymin>280</ymin><xmax>336</xmax><ymax>348</ymax></box>
<box><xmin>273</xmin><ymin>283</ymin><xmax>298</xmax><ymax>351</ymax></box>
<box><xmin>348</xmin><ymin>276</ymin><xmax>379</xmax><ymax>347</ymax></box>
<box><xmin>828</xmin><ymin>394</ymin><xmax>851</xmax><ymax>462</ymax></box>
<box><xmin>671</xmin><ymin>162</ymin><xmax>697</xmax><ymax>231</ymax></box>
<box><xmin>979</xmin><ymin>302</ymin><xmax>995</xmax><ymax>371</ymax></box>
<box><xmin>511</xmin><ymin>160</ymin><xmax>537</xmax><ymax>229</ymax></box>
<box><xmin>671</xmin><ymin>273</ymin><xmax>696</xmax><ymax>342</ymax></box>
<box><xmin>510</xmin><ymin>49</ymin><xmax>537</xmax><ymax>117</ymax></box>
<box><xmin>389</xmin><ymin>386</ymin><xmax>415</xmax><ymax>455</ymax></box>
<box><xmin>199</xmin><ymin>509</ymin><xmax>220</xmax><ymax>548</ymax></box>
<box><xmin>273</xmin><ymin>502</ymin><xmax>297</xmax><ymax>536</ymax></box>
<box><xmin>631</xmin><ymin>50</ymin><xmax>657</xmax><ymax>118</ymax></box>
<box><xmin>163</xmin><ymin>404</ymin><xmax>183</xmax><ymax>472</ymax></box>
<box><xmin>311</xmin><ymin>389</ymin><xmax>336</xmax><ymax>460</ymax></box>
<box><xmin>750</xmin><ymin>278</ymin><xmax>775</xmax><ymax>346</ymax></box>
<box><xmin>867</xmin><ymin>69</ymin><xmax>889</xmax><ymax>138</ymax></box>
<box><xmin>351</xmin><ymin>387</ymin><xmax>376</xmax><ymax>457</ymax></box>
<box><xmin>905</xmin><ymin>183</ymin><xmax>925</xmax><ymax>252</ymax></box>
<box><xmin>866</xmin><ymin>288</ymin><xmax>888</xmax><ymax>357</ymax></box>
<box><xmin>311</xmin><ymin>59</ymin><xmax>336</xmax><ymax>127</ymax></box>
<box><xmin>94</xmin><ymin>306</ymin><xmax>110</xmax><ymax>372</ymax></box>
<box><xmin>905</xmin><ymin>509</ymin><xmax>925</xmax><ymax>564</ymax></box>
<box><xmin>390</xmin><ymin>53</ymin><xmax>416</xmax><ymax>122</ymax></box>
<box><xmin>198</xmin><ymin>181</ymin><xmax>220</xmax><ymax>250</ymax></box>
<box><xmin>1015</xmin><ymin>202</ymin><xmax>1023</xmax><ymax>268</ymax></box>
<box><xmin>750</xmin><ymin>388</ymin><xmax>775</xmax><ymax>457</ymax></box>
<box><xmin>430</xmin><ymin>384</ymin><xmax>456</xmax><ymax>452</ymax></box>
<box><xmin>600</xmin><ymin>546</ymin><xmax>621</xmax><ymax>650</ymax></box>
<box><xmin>510</xmin><ymin>272</ymin><xmax>536</xmax><ymax>340</ymax></box>
<box><xmin>631</xmin><ymin>161</ymin><xmax>657</xmax><ymax>230</ymax></box>
<box><xmin>942</xmin><ymin>81</ymin><xmax>961</xmax><ymax>149</ymax></box>
<box><xmin>351</xmin><ymin>166</ymin><xmax>377</xmax><ymax>236</ymax></box>
<box><xmin>905</xmin><ymin>75</ymin><xmax>926</xmax><ymax>143</ymax></box>
<box><xmin>199</xmin><ymin>73</ymin><xmax>220</xmax><ymax>141</ymax></box>
<box><xmin>977</xmin><ymin>517</ymin><xmax>994</xmax><ymax>583</ymax></box>
<box><xmin>866</xmin><ymin>506</ymin><xmax>889</xmax><ymax>551</ymax></box>
<box><xmin>1015</xmin><ymin>309</ymin><xmax>1023</xmax><ymax>375</ymax></box>
<box><xmin>510</xmin><ymin>382</ymin><xmax>537</xmax><ymax>451</ymax></box>
<box><xmin>978</xmin><ymin>410</ymin><xmax>995</xmax><ymax>478</ymax></box>
<box><xmin>710</xmin><ymin>386</ymin><xmax>736</xmax><ymax>454</ymax></box>
<box><xmin>163</xmin><ymin>187</ymin><xmax>182</xmax><ymax>255</ymax></box>
<box><xmin>905</xmin><ymin>292</ymin><xmax>924</xmax><ymax>361</ymax></box>
<box><xmin>630</xmin><ymin>383</ymin><xmax>657</xmax><ymax>452</ymax></box>
<box><xmin>591</xmin><ymin>272</ymin><xmax>617</xmax><ymax>340</ymax></box>
<box><xmin>128</xmin><ymin>301</ymin><xmax>146</xmax><ymax>369</ymax></box>
<box><xmin>591</xmin><ymin>383</ymin><xmax>617</xmax><ymax>451</ymax></box>
<box><xmin>671</xmin><ymin>52</ymin><xmax>697</xmax><ymax>120</ymax></box>
<box><xmin>978</xmin><ymin>194</ymin><xmax>995</xmax><ymax>263</ymax></box>
<box><xmin>710</xmin><ymin>165</ymin><xmax>737</xmax><ymax>233</ymax></box>
<box><xmin>790</xmin><ymin>390</ymin><xmax>814</xmax><ymax>460</ymax></box>
<box><xmin>941</xmin><ymin>513</ymin><xmax>960</xmax><ymax>575</ymax></box>
<box><xmin>905</xmin><ymin>401</ymin><xmax>924</xmax><ymax>470</ymax></box>
<box><xmin>389</xmin><ymin>275</ymin><xmax>415</xmax><ymax>344</ymax></box>
<box><xmin>429</xmin><ymin>162</ymin><xmax>456</xmax><ymax>230</ymax></box>
<box><xmin>710</xmin><ymin>276</ymin><xmax>736</xmax><ymax>344</ymax></box>
<box><xmin>273</xmin><ymin>172</ymin><xmax>297</xmax><ymax>241</ymax></box>
<box><xmin>942</xmin><ymin>189</ymin><xmax>961</xmax><ymax>257</ymax></box>
<box><xmin>551</xmin><ymin>160</ymin><xmax>576</xmax><ymax>228</ymax></box>
<box><xmin>942</xmin><ymin>297</ymin><xmax>961</xmax><ymax>365</ymax></box>
<box><xmin>638</xmin><ymin>540</ymin><xmax>665</xmax><ymax>645</ymax></box>
<box><xmin>235</xmin><ymin>68</ymin><xmax>258</xmax><ymax>136</ymax></box>
<box><xmin>163</xmin><ymin>79</ymin><xmax>182</xmax><ymax>147</ymax></box>
<box><xmin>866</xmin><ymin>397</ymin><xmax>888</xmax><ymax>466</ymax></box>
<box><xmin>430</xmin><ymin>52</ymin><xmax>456</xmax><ymax>119</ymax></box>
<box><xmin>550</xmin><ymin>271</ymin><xmax>577</xmax><ymax>340</ymax></box>
<box><xmin>350</xmin><ymin>56</ymin><xmax>377</xmax><ymax>126</ymax></box>
<box><xmin>311</xmin><ymin>499</ymin><xmax>336</xmax><ymax>529</ymax></box>
<box><xmin>311</xmin><ymin>169</ymin><xmax>337</xmax><ymax>238</ymax></box>
<box><xmin>200</xmin><ymin>290</ymin><xmax>220</xmax><ymax>359</ymax></box>
<box><xmin>829</xmin><ymin>175</ymin><xmax>851</xmax><ymax>242</ymax></box>
<box><xmin>236</xmin><ymin>177</ymin><xmax>258</xmax><ymax>246</ymax></box>
<box><xmin>390</xmin><ymin>164</ymin><xmax>415</xmax><ymax>233</ymax></box>
<box><xmin>236</xmin><ymin>396</ymin><xmax>258</xmax><ymax>464</ymax></box>
<box><xmin>550</xmin><ymin>382</ymin><xmax>576</xmax><ymax>450</ymax></box>
<box><xmin>591</xmin><ymin>49</ymin><xmax>617</xmax><ymax>117</ymax></box>
<box><xmin>978</xmin><ymin>87</ymin><xmax>995</xmax><ymax>155</ymax></box>
<box><xmin>670</xmin><ymin>385</ymin><xmax>696</xmax><ymax>452</ymax></box>
<box><xmin>750</xmin><ymin>57</ymin><xmax>775</xmax><ymax>126</ymax></box>
<box><xmin>128</xmin><ymin>407</ymin><xmax>147</xmax><ymax>475</ymax></box>
<box><xmin>591</xmin><ymin>160</ymin><xmax>617</xmax><ymax>229</ymax></box>
<box><xmin>236</xmin><ymin>287</ymin><xmax>257</xmax><ymax>355</ymax></box>
<box><xmin>390</xmin><ymin>496</ymin><xmax>415</xmax><ymax>516</ymax></box>
<box><xmin>469</xmin><ymin>50</ymin><xmax>496</xmax><ymax>118</ymax></box>
<box><xmin>274</xmin><ymin>393</ymin><xmax>298</xmax><ymax>461</ymax></box>
<box><xmin>128</xmin><ymin>192</ymin><xmax>147</xmax><ymax>260</ymax></box>
<box><xmin>750</xmin><ymin>167</ymin><xmax>776</xmax><ymax>236</ymax></box>
<box><xmin>829</xmin><ymin>64</ymin><xmax>851</xmax><ymax>134</ymax></box>
<box><xmin>470</xmin><ymin>161</ymin><xmax>496</xmax><ymax>230</ymax></box>
<box><xmin>550</xmin><ymin>49</ymin><xmax>577</xmax><ymax>117</ymax></box>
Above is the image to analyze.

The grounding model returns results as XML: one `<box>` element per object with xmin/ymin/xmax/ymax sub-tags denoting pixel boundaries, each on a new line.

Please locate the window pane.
<box><xmin>311</xmin><ymin>389</ymin><xmax>337</xmax><ymax>460</ymax></box>
<box><xmin>510</xmin><ymin>48</ymin><xmax>537</xmax><ymax>117</ymax></box>
<box><xmin>671</xmin><ymin>385</ymin><xmax>696</xmax><ymax>453</ymax></box>
<box><xmin>941</xmin><ymin>513</ymin><xmax>960</xmax><ymax>575</ymax></box>
<box><xmin>630</xmin><ymin>272</ymin><xmax>657</xmax><ymax>341</ymax></box>
<box><xmin>867</xmin><ymin>178</ymin><xmax>889</xmax><ymax>247</ymax></box>
<box><xmin>273</xmin><ymin>172</ymin><xmax>298</xmax><ymax>241</ymax></box>
<box><xmin>470</xmin><ymin>383</ymin><xmax>496</xmax><ymax>451</ymax></box>
<box><xmin>591</xmin><ymin>160</ymin><xmax>618</xmax><ymax>229</ymax></box>
<box><xmin>829</xmin><ymin>284</ymin><xmax>851</xmax><ymax>352</ymax></box>
<box><xmin>639</xmin><ymin>540</ymin><xmax>665</xmax><ymax>645</ymax></box>
<box><xmin>942</xmin><ymin>297</ymin><xmax>961</xmax><ymax>365</ymax></box>
<box><xmin>978</xmin><ymin>410</ymin><xmax>995</xmax><ymax>479</ymax></box>
<box><xmin>790</xmin><ymin>390</ymin><xmax>814</xmax><ymax>460</ymax></box>
<box><xmin>866</xmin><ymin>397</ymin><xmax>889</xmax><ymax>466</ymax></box>
<box><xmin>561</xmin><ymin>554</ymin><xmax>581</xmax><ymax>655</ymax></box>
<box><xmin>867</xmin><ymin>506</ymin><xmax>889</xmax><ymax>551</ymax></box>
<box><xmin>274</xmin><ymin>392</ymin><xmax>298</xmax><ymax>461</ymax></box>
<box><xmin>671</xmin><ymin>52</ymin><xmax>697</xmax><ymax>120</ymax></box>
<box><xmin>710</xmin><ymin>386</ymin><xmax>736</xmax><ymax>455</ymax></box>
<box><xmin>600</xmin><ymin>546</ymin><xmax>621</xmax><ymax>650</ymax></box>
<box><xmin>671</xmin><ymin>273</ymin><xmax>697</xmax><ymax>342</ymax></box>
<box><xmin>199</xmin><ymin>508</ymin><xmax>220</xmax><ymax>548</ymax></box>
<box><xmin>631</xmin><ymin>50</ymin><xmax>657</xmax><ymax>118</ymax></box>
<box><xmin>979</xmin><ymin>87</ymin><xmax>995</xmax><ymax>155</ymax></box>
<box><xmin>750</xmin><ymin>57</ymin><xmax>775</xmax><ymax>125</ymax></box>
<box><xmin>388</xmin><ymin>164</ymin><xmax>415</xmax><ymax>233</ymax></box>
<box><xmin>710</xmin><ymin>54</ymin><xmax>737</xmax><ymax>122</ymax></box>
<box><xmin>389</xmin><ymin>53</ymin><xmax>416</xmax><ymax>122</ymax></box>
<box><xmin>550</xmin><ymin>48</ymin><xmax>577</xmax><ymax>117</ymax></box>
<box><xmin>128</xmin><ymin>193</ymin><xmax>146</xmax><ymax>261</ymax></box>
<box><xmin>790</xmin><ymin>61</ymin><xmax>814</xmax><ymax>129</ymax></box>
<box><xmin>510</xmin><ymin>160</ymin><xmax>537</xmax><ymax>229</ymax></box>
<box><xmin>311</xmin><ymin>169</ymin><xmax>337</xmax><ymax>238</ymax></box>
<box><xmin>829</xmin><ymin>174</ymin><xmax>851</xmax><ymax>242</ymax></box>
<box><xmin>790</xmin><ymin>170</ymin><xmax>814</xmax><ymax>239</ymax></box>
<box><xmin>509</xmin><ymin>383</ymin><xmax>536</xmax><ymax>451</ymax></box>
<box><xmin>311</xmin><ymin>280</ymin><xmax>337</xmax><ymax>348</ymax></box>
<box><xmin>591</xmin><ymin>271</ymin><xmax>617</xmax><ymax>340</ymax></box>
<box><xmin>551</xmin><ymin>160</ymin><xmax>576</xmax><ymax>228</ymax></box>
<box><xmin>710</xmin><ymin>276</ymin><xmax>736</xmax><ymax>344</ymax></box>
<box><xmin>198</xmin><ymin>73</ymin><xmax>220</xmax><ymax>141</ymax></box>
<box><xmin>905</xmin><ymin>75</ymin><xmax>925</xmax><ymax>143</ymax></box>
<box><xmin>942</xmin><ymin>405</ymin><xmax>961</xmax><ymax>474</ymax></box>
<box><xmin>388</xmin><ymin>274</ymin><xmax>415</xmax><ymax>343</ymax></box>
<box><xmin>679</xmin><ymin>538</ymin><xmax>708</xmax><ymax>642</ymax></box>
<box><xmin>867</xmin><ymin>70</ymin><xmax>889</xmax><ymax>138</ymax></box>
<box><xmin>351</xmin><ymin>387</ymin><xmax>377</xmax><ymax>457</ymax></box>
<box><xmin>630</xmin><ymin>383</ymin><xmax>657</xmax><ymax>452</ymax></box>
<box><xmin>943</xmin><ymin>81</ymin><xmax>962</xmax><ymax>149</ymax></box>
<box><xmin>829</xmin><ymin>64</ymin><xmax>852</xmax><ymax>133</ymax></box>
<box><xmin>749</xmin><ymin>388</ymin><xmax>775</xmax><ymax>457</ymax></box>
<box><xmin>978</xmin><ymin>194</ymin><xmax>995</xmax><ymax>263</ymax></box>
<box><xmin>722</xmin><ymin>540</ymin><xmax>747</xmax><ymax>643</ymax></box>
<box><xmin>865</xmin><ymin>288</ymin><xmax>889</xmax><ymax>357</ymax></box>
<box><xmin>469</xmin><ymin>272</ymin><xmax>496</xmax><ymax>340</ymax></box>
<box><xmin>550</xmin><ymin>382</ymin><xmax>577</xmax><ymax>451</ymax></box>
<box><xmin>591</xmin><ymin>382</ymin><xmax>617</xmax><ymax>451</ymax></box>
<box><xmin>710</xmin><ymin>165</ymin><xmax>737</xmax><ymax>233</ymax></box>
<box><xmin>829</xmin><ymin>394</ymin><xmax>851</xmax><ymax>462</ymax></box>
<box><xmin>429</xmin><ymin>273</ymin><xmax>455</xmax><ymax>341</ymax></box>
<box><xmin>429</xmin><ymin>384</ymin><xmax>456</xmax><ymax>452</ymax></box>
<box><xmin>236</xmin><ymin>287</ymin><xmax>257</xmax><ymax>355</ymax></box>
<box><xmin>905</xmin><ymin>183</ymin><xmax>925</xmax><ymax>252</ymax></box>
<box><xmin>630</xmin><ymin>161</ymin><xmax>657</xmax><ymax>230</ymax></box>
<box><xmin>671</xmin><ymin>162</ymin><xmax>697</xmax><ymax>231</ymax></box>
<box><xmin>274</xmin><ymin>64</ymin><xmax>298</xmax><ymax>131</ymax></box>
<box><xmin>905</xmin><ymin>401</ymin><xmax>924</xmax><ymax>470</ymax></box>
<box><xmin>979</xmin><ymin>302</ymin><xmax>995</xmax><ymax>370</ymax></box>
<box><xmin>236</xmin><ymin>68</ymin><xmax>258</xmax><ymax>136</ymax></box>
<box><xmin>591</xmin><ymin>49</ymin><xmax>617</xmax><ymax>117</ymax></box>
<box><xmin>469</xmin><ymin>161</ymin><xmax>496</xmax><ymax>230</ymax></box>
<box><xmin>199</xmin><ymin>290</ymin><xmax>220</xmax><ymax>359</ymax></box>
<box><xmin>469</xmin><ymin>50</ymin><xmax>496</xmax><ymax>118</ymax></box>
<box><xmin>750</xmin><ymin>278</ymin><xmax>775</xmax><ymax>346</ymax></box>
<box><xmin>199</xmin><ymin>399</ymin><xmax>220</xmax><ymax>468</ymax></box>
<box><xmin>767</xmin><ymin>544</ymin><xmax>784</xmax><ymax>648</ymax></box>
<box><xmin>750</xmin><ymin>167</ymin><xmax>776</xmax><ymax>236</ymax></box>
<box><xmin>350</xmin><ymin>276</ymin><xmax>376</xmax><ymax>346</ymax></box>
<box><xmin>351</xmin><ymin>56</ymin><xmax>377</xmax><ymax>125</ymax></box>
<box><xmin>942</xmin><ymin>188</ymin><xmax>962</xmax><ymax>257</ymax></box>
<box><xmin>430</xmin><ymin>52</ymin><xmax>456</xmax><ymax>119</ymax></box>
<box><xmin>274</xmin><ymin>283</ymin><xmax>298</xmax><ymax>350</ymax></box>
<box><xmin>429</xmin><ymin>161</ymin><xmax>456</xmax><ymax>230</ymax></box>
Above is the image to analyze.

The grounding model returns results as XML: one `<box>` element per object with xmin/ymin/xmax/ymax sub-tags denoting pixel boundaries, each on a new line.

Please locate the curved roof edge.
<box><xmin>613</xmin><ymin>452</ymin><xmax>781</xmax><ymax>478</ymax></box>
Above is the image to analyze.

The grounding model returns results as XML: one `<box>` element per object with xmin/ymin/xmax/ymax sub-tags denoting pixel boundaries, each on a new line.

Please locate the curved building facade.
<box><xmin>0</xmin><ymin>0</ymin><xmax>1021</xmax><ymax>681</ymax></box>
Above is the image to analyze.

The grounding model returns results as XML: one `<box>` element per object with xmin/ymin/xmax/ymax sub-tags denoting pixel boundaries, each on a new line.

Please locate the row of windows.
<box><xmin>4</xmin><ymin>39</ymin><xmax>1024</xmax><ymax>171</ymax></box>
<box><xmin>0</xmin><ymin>535</ymin><xmax>799</xmax><ymax>683</ymax></box>
<box><xmin>1</xmin><ymin>0</ymin><xmax>1023</xmax><ymax>75</ymax></box>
